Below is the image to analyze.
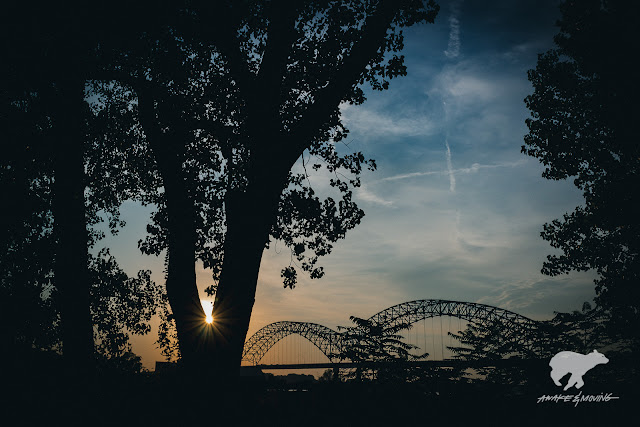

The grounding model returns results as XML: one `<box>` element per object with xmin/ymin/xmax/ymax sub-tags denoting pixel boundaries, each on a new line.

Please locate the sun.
<box><xmin>201</xmin><ymin>300</ymin><xmax>214</xmax><ymax>324</ymax></box>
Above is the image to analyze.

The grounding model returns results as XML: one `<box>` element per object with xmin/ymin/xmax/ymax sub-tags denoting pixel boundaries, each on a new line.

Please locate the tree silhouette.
<box><xmin>537</xmin><ymin>302</ymin><xmax>614</xmax><ymax>356</ymax></box>
<box><xmin>202</xmin><ymin>0</ymin><xmax>438</xmax><ymax>376</ymax></box>
<box><xmin>332</xmin><ymin>316</ymin><xmax>427</xmax><ymax>382</ymax></box>
<box><xmin>447</xmin><ymin>303</ymin><xmax>629</xmax><ymax>387</ymax></box>
<box><xmin>523</xmin><ymin>0</ymin><xmax>640</xmax><ymax>338</ymax></box>
<box><xmin>1</xmin><ymin>3</ymin><xmax>98</xmax><ymax>370</ymax></box>
<box><xmin>448</xmin><ymin>319</ymin><xmax>539</xmax><ymax>386</ymax></box>
<box><xmin>1</xmin><ymin>2</ymin><xmax>165</xmax><ymax>370</ymax></box>
<box><xmin>0</xmin><ymin>118</ymin><xmax>162</xmax><ymax>368</ymax></box>
<box><xmin>90</xmin><ymin>0</ymin><xmax>440</xmax><ymax>374</ymax></box>
<box><xmin>89</xmin><ymin>249</ymin><xmax>163</xmax><ymax>369</ymax></box>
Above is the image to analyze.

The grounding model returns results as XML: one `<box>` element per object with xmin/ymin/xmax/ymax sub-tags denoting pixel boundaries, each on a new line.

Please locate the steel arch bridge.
<box><xmin>242</xmin><ymin>321</ymin><xmax>343</xmax><ymax>365</ymax></box>
<box><xmin>242</xmin><ymin>299</ymin><xmax>540</xmax><ymax>365</ymax></box>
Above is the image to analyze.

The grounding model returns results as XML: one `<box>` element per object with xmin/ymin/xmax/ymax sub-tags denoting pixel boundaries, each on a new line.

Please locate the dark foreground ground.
<box><xmin>3</xmin><ymin>351</ymin><xmax>636</xmax><ymax>426</ymax></box>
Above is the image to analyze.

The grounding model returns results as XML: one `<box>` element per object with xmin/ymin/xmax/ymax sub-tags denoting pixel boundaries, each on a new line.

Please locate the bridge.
<box><xmin>242</xmin><ymin>299</ymin><xmax>541</xmax><ymax>367</ymax></box>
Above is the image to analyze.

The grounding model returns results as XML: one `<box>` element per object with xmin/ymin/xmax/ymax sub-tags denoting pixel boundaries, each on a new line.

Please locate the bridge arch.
<box><xmin>242</xmin><ymin>300</ymin><xmax>540</xmax><ymax>364</ymax></box>
<box><xmin>366</xmin><ymin>299</ymin><xmax>540</xmax><ymax>350</ymax></box>
<box><xmin>242</xmin><ymin>321</ymin><xmax>342</xmax><ymax>365</ymax></box>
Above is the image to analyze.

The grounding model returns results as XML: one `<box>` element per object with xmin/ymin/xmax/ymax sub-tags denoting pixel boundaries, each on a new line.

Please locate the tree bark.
<box><xmin>135</xmin><ymin>85</ymin><xmax>212</xmax><ymax>368</ymax></box>
<box><xmin>210</xmin><ymin>154</ymin><xmax>292</xmax><ymax>377</ymax></box>
<box><xmin>151</xmin><ymin>136</ymin><xmax>210</xmax><ymax>367</ymax></box>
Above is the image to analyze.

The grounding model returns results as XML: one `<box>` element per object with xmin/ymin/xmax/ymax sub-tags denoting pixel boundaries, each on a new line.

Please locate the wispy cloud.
<box><xmin>476</xmin><ymin>273</ymin><xmax>597</xmax><ymax>319</ymax></box>
<box><xmin>356</xmin><ymin>185</ymin><xmax>394</xmax><ymax>206</ymax></box>
<box><xmin>444</xmin><ymin>1</ymin><xmax>463</xmax><ymax>59</ymax></box>
<box><xmin>382</xmin><ymin>159</ymin><xmax>527</xmax><ymax>182</ymax></box>
<box><xmin>340</xmin><ymin>102</ymin><xmax>437</xmax><ymax>139</ymax></box>
<box><xmin>445</xmin><ymin>141</ymin><xmax>456</xmax><ymax>192</ymax></box>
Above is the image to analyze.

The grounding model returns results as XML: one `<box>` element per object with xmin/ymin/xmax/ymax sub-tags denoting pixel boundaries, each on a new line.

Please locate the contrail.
<box><xmin>381</xmin><ymin>159</ymin><xmax>528</xmax><ymax>182</ymax></box>
<box><xmin>444</xmin><ymin>1</ymin><xmax>463</xmax><ymax>59</ymax></box>
<box><xmin>446</xmin><ymin>141</ymin><xmax>456</xmax><ymax>192</ymax></box>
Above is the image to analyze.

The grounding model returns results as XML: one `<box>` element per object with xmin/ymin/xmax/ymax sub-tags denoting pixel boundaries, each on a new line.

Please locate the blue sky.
<box><xmin>97</xmin><ymin>0</ymin><xmax>598</xmax><ymax>369</ymax></box>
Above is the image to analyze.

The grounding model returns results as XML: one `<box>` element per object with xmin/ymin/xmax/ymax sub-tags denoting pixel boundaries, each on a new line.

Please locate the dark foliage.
<box><xmin>1</xmin><ymin>2</ymin><xmax>164</xmax><ymax>368</ymax></box>
<box><xmin>331</xmin><ymin>316</ymin><xmax>428</xmax><ymax>382</ymax></box>
<box><xmin>448</xmin><ymin>302</ymin><xmax>636</xmax><ymax>387</ymax></box>
<box><xmin>523</xmin><ymin>0</ymin><xmax>640</xmax><ymax>338</ymax></box>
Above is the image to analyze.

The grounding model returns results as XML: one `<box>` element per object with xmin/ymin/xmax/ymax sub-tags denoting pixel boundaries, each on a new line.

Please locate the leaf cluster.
<box><xmin>332</xmin><ymin>316</ymin><xmax>427</xmax><ymax>382</ymax></box>
<box><xmin>89</xmin><ymin>249</ymin><xmax>163</xmax><ymax>359</ymax></box>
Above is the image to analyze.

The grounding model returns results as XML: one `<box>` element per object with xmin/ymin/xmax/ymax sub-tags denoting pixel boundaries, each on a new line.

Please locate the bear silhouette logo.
<box><xmin>549</xmin><ymin>350</ymin><xmax>609</xmax><ymax>391</ymax></box>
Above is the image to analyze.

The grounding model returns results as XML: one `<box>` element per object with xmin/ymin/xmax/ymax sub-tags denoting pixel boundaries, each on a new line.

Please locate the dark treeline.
<box><xmin>522</xmin><ymin>0</ymin><xmax>640</xmax><ymax>344</ymax></box>
<box><xmin>1</xmin><ymin>2</ymin><xmax>165</xmax><ymax>373</ymax></box>
<box><xmin>3</xmin><ymin>347</ymin><xmax>635</xmax><ymax>426</ymax></box>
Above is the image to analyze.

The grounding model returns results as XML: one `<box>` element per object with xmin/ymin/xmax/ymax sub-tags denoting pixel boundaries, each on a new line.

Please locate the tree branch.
<box><xmin>131</xmin><ymin>81</ymin><xmax>164</xmax><ymax>147</ymax></box>
<box><xmin>253</xmin><ymin>0</ymin><xmax>300</xmax><ymax>111</ymax></box>
<box><xmin>194</xmin><ymin>0</ymin><xmax>256</xmax><ymax>101</ymax></box>
<box><xmin>287</xmin><ymin>0</ymin><xmax>400</xmax><ymax>153</ymax></box>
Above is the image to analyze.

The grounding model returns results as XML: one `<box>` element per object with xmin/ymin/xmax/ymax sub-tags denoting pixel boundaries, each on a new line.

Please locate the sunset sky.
<box><xmin>95</xmin><ymin>0</ymin><xmax>598</xmax><ymax>370</ymax></box>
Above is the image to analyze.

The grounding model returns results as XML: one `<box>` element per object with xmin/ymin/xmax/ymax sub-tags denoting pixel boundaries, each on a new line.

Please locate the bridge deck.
<box><xmin>247</xmin><ymin>359</ymin><xmax>544</xmax><ymax>370</ymax></box>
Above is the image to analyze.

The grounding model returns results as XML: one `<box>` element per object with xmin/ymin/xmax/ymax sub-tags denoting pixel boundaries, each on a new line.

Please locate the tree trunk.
<box><xmin>52</xmin><ymin>77</ymin><xmax>94</xmax><ymax>371</ymax></box>
<box><xmin>210</xmin><ymin>159</ymin><xmax>292</xmax><ymax>378</ymax></box>
<box><xmin>150</xmin><ymin>137</ymin><xmax>209</xmax><ymax>367</ymax></box>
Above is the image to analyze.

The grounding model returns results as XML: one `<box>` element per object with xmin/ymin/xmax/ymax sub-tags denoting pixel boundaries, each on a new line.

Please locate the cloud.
<box><xmin>446</xmin><ymin>74</ymin><xmax>496</xmax><ymax>100</ymax></box>
<box><xmin>356</xmin><ymin>184</ymin><xmax>394</xmax><ymax>206</ymax></box>
<box><xmin>444</xmin><ymin>1</ymin><xmax>463</xmax><ymax>59</ymax></box>
<box><xmin>427</xmin><ymin>59</ymin><xmax>531</xmax><ymax>123</ymax></box>
<box><xmin>476</xmin><ymin>273</ymin><xmax>597</xmax><ymax>319</ymax></box>
<box><xmin>339</xmin><ymin>102</ymin><xmax>437</xmax><ymax>139</ymax></box>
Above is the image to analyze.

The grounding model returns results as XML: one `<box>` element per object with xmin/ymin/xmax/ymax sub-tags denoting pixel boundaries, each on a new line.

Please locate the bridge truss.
<box><xmin>242</xmin><ymin>321</ymin><xmax>342</xmax><ymax>366</ymax></box>
<box><xmin>242</xmin><ymin>299</ymin><xmax>541</xmax><ymax>365</ymax></box>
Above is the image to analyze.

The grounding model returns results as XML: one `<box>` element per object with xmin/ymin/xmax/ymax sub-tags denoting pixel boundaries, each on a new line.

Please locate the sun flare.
<box><xmin>201</xmin><ymin>300</ymin><xmax>214</xmax><ymax>324</ymax></box>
